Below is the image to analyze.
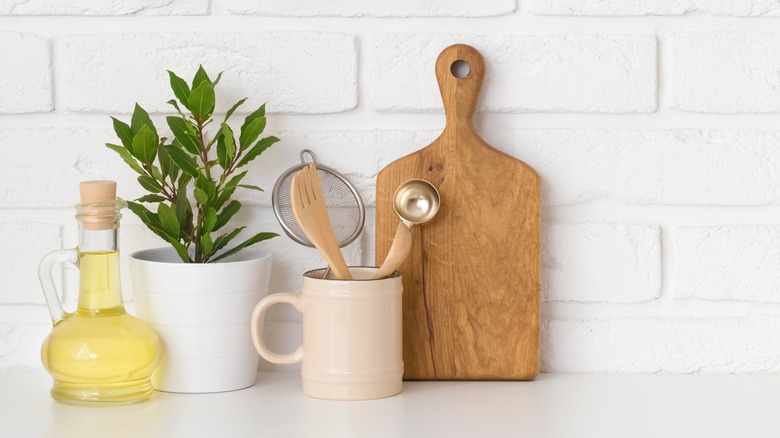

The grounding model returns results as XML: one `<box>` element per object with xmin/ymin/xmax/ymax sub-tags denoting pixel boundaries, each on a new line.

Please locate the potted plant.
<box><xmin>105</xmin><ymin>66</ymin><xmax>280</xmax><ymax>393</ymax></box>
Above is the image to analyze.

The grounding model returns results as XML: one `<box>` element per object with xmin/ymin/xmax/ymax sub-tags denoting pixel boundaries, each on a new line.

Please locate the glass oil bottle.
<box><xmin>39</xmin><ymin>181</ymin><xmax>160</xmax><ymax>406</ymax></box>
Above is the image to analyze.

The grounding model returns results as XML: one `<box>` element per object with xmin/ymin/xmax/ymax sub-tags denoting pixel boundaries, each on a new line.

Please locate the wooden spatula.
<box><xmin>290</xmin><ymin>164</ymin><xmax>352</xmax><ymax>280</ymax></box>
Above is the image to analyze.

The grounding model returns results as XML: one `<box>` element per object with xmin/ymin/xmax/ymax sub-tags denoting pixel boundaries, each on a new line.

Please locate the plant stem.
<box><xmin>193</xmin><ymin>117</ymin><xmax>211</xmax><ymax>263</ymax></box>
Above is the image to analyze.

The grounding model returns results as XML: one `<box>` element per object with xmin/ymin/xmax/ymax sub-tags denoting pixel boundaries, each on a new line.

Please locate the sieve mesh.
<box><xmin>273</xmin><ymin>153</ymin><xmax>364</xmax><ymax>248</ymax></box>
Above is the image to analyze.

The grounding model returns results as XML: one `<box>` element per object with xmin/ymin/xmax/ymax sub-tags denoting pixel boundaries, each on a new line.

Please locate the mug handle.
<box><xmin>251</xmin><ymin>293</ymin><xmax>303</xmax><ymax>365</ymax></box>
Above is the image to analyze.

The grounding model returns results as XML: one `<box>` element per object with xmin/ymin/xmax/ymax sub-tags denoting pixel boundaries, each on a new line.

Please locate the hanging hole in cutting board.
<box><xmin>450</xmin><ymin>60</ymin><xmax>470</xmax><ymax>79</ymax></box>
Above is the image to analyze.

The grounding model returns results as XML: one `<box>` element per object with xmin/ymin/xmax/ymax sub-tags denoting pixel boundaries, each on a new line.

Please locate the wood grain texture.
<box><xmin>375</xmin><ymin>44</ymin><xmax>541</xmax><ymax>380</ymax></box>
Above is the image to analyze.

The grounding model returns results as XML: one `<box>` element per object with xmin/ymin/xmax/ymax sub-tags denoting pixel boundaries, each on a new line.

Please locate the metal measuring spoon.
<box><xmin>373</xmin><ymin>179</ymin><xmax>441</xmax><ymax>280</ymax></box>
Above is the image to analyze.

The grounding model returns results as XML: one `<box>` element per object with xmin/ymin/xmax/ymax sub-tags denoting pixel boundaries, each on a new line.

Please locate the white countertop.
<box><xmin>3</xmin><ymin>371</ymin><xmax>780</xmax><ymax>438</ymax></box>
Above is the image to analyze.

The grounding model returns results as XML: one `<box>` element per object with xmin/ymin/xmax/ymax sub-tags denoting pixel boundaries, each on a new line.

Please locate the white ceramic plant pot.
<box><xmin>130</xmin><ymin>248</ymin><xmax>272</xmax><ymax>393</ymax></box>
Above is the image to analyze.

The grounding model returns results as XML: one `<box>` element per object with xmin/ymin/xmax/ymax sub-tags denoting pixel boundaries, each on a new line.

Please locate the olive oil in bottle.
<box><xmin>39</xmin><ymin>181</ymin><xmax>160</xmax><ymax>406</ymax></box>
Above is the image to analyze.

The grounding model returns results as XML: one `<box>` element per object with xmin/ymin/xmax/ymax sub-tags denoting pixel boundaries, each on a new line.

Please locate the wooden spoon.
<box><xmin>290</xmin><ymin>164</ymin><xmax>352</xmax><ymax>280</ymax></box>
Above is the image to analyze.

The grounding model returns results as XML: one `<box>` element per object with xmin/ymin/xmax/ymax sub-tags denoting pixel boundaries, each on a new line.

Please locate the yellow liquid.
<box><xmin>41</xmin><ymin>251</ymin><xmax>160</xmax><ymax>406</ymax></box>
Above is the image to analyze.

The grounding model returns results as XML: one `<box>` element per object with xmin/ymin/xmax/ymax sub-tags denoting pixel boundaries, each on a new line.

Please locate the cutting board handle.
<box><xmin>435</xmin><ymin>44</ymin><xmax>485</xmax><ymax>132</ymax></box>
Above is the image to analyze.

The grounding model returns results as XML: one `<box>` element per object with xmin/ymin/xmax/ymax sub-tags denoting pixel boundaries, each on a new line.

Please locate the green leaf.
<box><xmin>195</xmin><ymin>175</ymin><xmax>216</xmax><ymax>202</ymax></box>
<box><xmin>105</xmin><ymin>143</ymin><xmax>146</xmax><ymax>176</ymax></box>
<box><xmin>214</xmin><ymin>187</ymin><xmax>235</xmax><ymax>210</ymax></box>
<box><xmin>172</xmin><ymin>242</ymin><xmax>191</xmax><ymax>262</ymax></box>
<box><xmin>212</xmin><ymin>71</ymin><xmax>224</xmax><ymax>86</ymax></box>
<box><xmin>192</xmin><ymin>65</ymin><xmax>211</xmax><ymax>89</ymax></box>
<box><xmin>239</xmin><ymin>116</ymin><xmax>266</xmax><ymax>149</ymax></box>
<box><xmin>131</xmin><ymin>125</ymin><xmax>158</xmax><ymax>163</ymax></box>
<box><xmin>178</xmin><ymin>172</ymin><xmax>192</xmax><ymax>190</ymax></box>
<box><xmin>175</xmin><ymin>189</ymin><xmax>190</xmax><ymax>223</ymax></box>
<box><xmin>164</xmin><ymin>236</ymin><xmax>191</xmax><ymax>263</ymax></box>
<box><xmin>157</xmin><ymin>203</ymin><xmax>180</xmax><ymax>239</ymax></box>
<box><xmin>236</xmin><ymin>136</ymin><xmax>279</xmax><ymax>168</ymax></box>
<box><xmin>212</xmin><ymin>232</ymin><xmax>277</xmax><ymax>262</ymax></box>
<box><xmin>225</xmin><ymin>171</ymin><xmax>248</xmax><ymax>189</ymax></box>
<box><xmin>175</xmin><ymin>189</ymin><xmax>194</xmax><ymax>240</ymax></box>
<box><xmin>127</xmin><ymin>201</ymin><xmax>166</xmax><ymax>240</ymax></box>
<box><xmin>167</xmin><ymin>70</ymin><xmax>191</xmax><ymax>109</ymax></box>
<box><xmin>150</xmin><ymin>164</ymin><xmax>163</xmax><ymax>182</ymax></box>
<box><xmin>111</xmin><ymin>117</ymin><xmax>133</xmax><ymax>149</ymax></box>
<box><xmin>194</xmin><ymin>187</ymin><xmax>208</xmax><ymax>205</ymax></box>
<box><xmin>189</xmin><ymin>81</ymin><xmax>215</xmax><ymax>121</ymax></box>
<box><xmin>167</xmin><ymin>99</ymin><xmax>185</xmax><ymax>116</ymax></box>
<box><xmin>243</xmin><ymin>103</ymin><xmax>266</xmax><ymax>127</ymax></box>
<box><xmin>238</xmin><ymin>184</ymin><xmax>263</xmax><ymax>192</ymax></box>
<box><xmin>201</xmin><ymin>232</ymin><xmax>213</xmax><ymax>255</ymax></box>
<box><xmin>137</xmin><ymin>175</ymin><xmax>161</xmax><ymax>193</ymax></box>
<box><xmin>136</xmin><ymin>194</ymin><xmax>167</xmax><ymax>203</ymax></box>
<box><xmin>166</xmin><ymin>116</ymin><xmax>201</xmax><ymax>155</ymax></box>
<box><xmin>203</xmin><ymin>208</ymin><xmax>218</xmax><ymax>232</ymax></box>
<box><xmin>214</xmin><ymin>200</ymin><xmax>241</xmax><ymax>231</ymax></box>
<box><xmin>223</xmin><ymin>98</ymin><xmax>246</xmax><ymax>124</ymax></box>
<box><xmin>239</xmin><ymin>104</ymin><xmax>266</xmax><ymax>149</ymax></box>
<box><xmin>165</xmin><ymin>145</ymin><xmax>200</xmax><ymax>177</ymax></box>
<box><xmin>131</xmin><ymin>104</ymin><xmax>157</xmax><ymax>137</ymax></box>
<box><xmin>216</xmin><ymin>124</ymin><xmax>236</xmax><ymax>169</ymax></box>
<box><xmin>212</xmin><ymin>227</ymin><xmax>245</xmax><ymax>255</ymax></box>
<box><xmin>158</xmin><ymin>143</ymin><xmax>172</xmax><ymax>180</ymax></box>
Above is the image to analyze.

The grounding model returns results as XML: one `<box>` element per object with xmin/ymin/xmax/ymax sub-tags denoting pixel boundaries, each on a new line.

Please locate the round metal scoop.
<box><xmin>373</xmin><ymin>179</ymin><xmax>441</xmax><ymax>280</ymax></box>
<box><xmin>393</xmin><ymin>179</ymin><xmax>441</xmax><ymax>227</ymax></box>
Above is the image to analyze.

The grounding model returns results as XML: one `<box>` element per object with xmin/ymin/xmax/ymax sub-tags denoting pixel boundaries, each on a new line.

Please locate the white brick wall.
<box><xmin>671</xmin><ymin>32</ymin><xmax>780</xmax><ymax>113</ymax></box>
<box><xmin>368</xmin><ymin>33</ymin><xmax>657</xmax><ymax>113</ymax></box>
<box><xmin>0</xmin><ymin>33</ymin><xmax>51</xmax><ymax>113</ymax></box>
<box><xmin>542</xmin><ymin>223</ymin><xmax>661</xmax><ymax>303</ymax></box>
<box><xmin>498</xmin><ymin>130</ymin><xmax>780</xmax><ymax>205</ymax></box>
<box><xmin>543</xmin><ymin>317</ymin><xmax>780</xmax><ymax>373</ymax></box>
<box><xmin>529</xmin><ymin>0</ymin><xmax>780</xmax><ymax>16</ymax></box>
<box><xmin>673</xmin><ymin>226</ymin><xmax>780</xmax><ymax>303</ymax></box>
<box><xmin>60</xmin><ymin>33</ymin><xmax>357</xmax><ymax>114</ymax></box>
<box><xmin>0</xmin><ymin>223</ymin><xmax>60</xmax><ymax>304</ymax></box>
<box><xmin>0</xmin><ymin>0</ymin><xmax>207</xmax><ymax>15</ymax></box>
<box><xmin>3</xmin><ymin>2</ymin><xmax>780</xmax><ymax>375</ymax></box>
<box><xmin>229</xmin><ymin>0</ymin><xmax>516</xmax><ymax>17</ymax></box>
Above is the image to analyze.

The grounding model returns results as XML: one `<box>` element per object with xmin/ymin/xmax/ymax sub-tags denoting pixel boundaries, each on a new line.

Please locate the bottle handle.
<box><xmin>38</xmin><ymin>249</ymin><xmax>78</xmax><ymax>323</ymax></box>
<box><xmin>250</xmin><ymin>293</ymin><xmax>303</xmax><ymax>365</ymax></box>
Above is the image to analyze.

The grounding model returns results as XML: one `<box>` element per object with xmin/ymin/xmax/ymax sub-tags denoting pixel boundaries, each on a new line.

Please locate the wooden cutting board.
<box><xmin>375</xmin><ymin>44</ymin><xmax>541</xmax><ymax>380</ymax></box>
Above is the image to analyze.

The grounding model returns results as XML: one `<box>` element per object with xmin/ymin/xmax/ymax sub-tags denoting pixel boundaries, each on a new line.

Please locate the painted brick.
<box><xmin>673</xmin><ymin>226</ymin><xmax>780</xmax><ymax>302</ymax></box>
<box><xmin>0</xmin><ymin>322</ymin><xmax>49</xmax><ymax>370</ymax></box>
<box><xmin>0</xmin><ymin>32</ymin><xmax>51</xmax><ymax>113</ymax></box>
<box><xmin>671</xmin><ymin>32</ymin><xmax>780</xmax><ymax>113</ymax></box>
<box><xmin>0</xmin><ymin>128</ymin><xmax>144</xmax><ymax>208</ymax></box>
<box><xmin>491</xmin><ymin>129</ymin><xmax>780</xmax><ymax>206</ymax></box>
<box><xmin>59</xmin><ymin>33</ymin><xmax>357</xmax><ymax>114</ymax></box>
<box><xmin>542</xmin><ymin>317</ymin><xmax>780</xmax><ymax>373</ymax></box>
<box><xmin>368</xmin><ymin>33</ymin><xmax>657</xmax><ymax>113</ymax></box>
<box><xmin>0</xmin><ymin>0</ymin><xmax>207</xmax><ymax>15</ymax></box>
<box><xmin>542</xmin><ymin>223</ymin><xmax>661</xmax><ymax>303</ymax></box>
<box><xmin>528</xmin><ymin>0</ymin><xmax>780</xmax><ymax>16</ymax></box>
<box><xmin>0</xmin><ymin>223</ymin><xmax>60</xmax><ymax>305</ymax></box>
<box><xmin>229</xmin><ymin>0</ymin><xmax>515</xmax><ymax>17</ymax></box>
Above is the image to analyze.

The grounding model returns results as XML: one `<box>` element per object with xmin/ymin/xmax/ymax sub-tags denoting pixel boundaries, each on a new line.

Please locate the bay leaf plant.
<box><xmin>106</xmin><ymin>66</ymin><xmax>279</xmax><ymax>263</ymax></box>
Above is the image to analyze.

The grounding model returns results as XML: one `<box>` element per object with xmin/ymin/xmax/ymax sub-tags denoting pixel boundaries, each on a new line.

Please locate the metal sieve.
<box><xmin>272</xmin><ymin>149</ymin><xmax>365</xmax><ymax>248</ymax></box>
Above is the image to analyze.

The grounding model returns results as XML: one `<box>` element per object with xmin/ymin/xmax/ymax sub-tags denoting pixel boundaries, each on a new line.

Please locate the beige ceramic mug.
<box><xmin>251</xmin><ymin>267</ymin><xmax>403</xmax><ymax>400</ymax></box>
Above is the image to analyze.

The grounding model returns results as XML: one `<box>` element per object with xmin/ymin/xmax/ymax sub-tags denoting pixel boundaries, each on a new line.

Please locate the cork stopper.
<box><xmin>78</xmin><ymin>181</ymin><xmax>119</xmax><ymax>230</ymax></box>
<box><xmin>80</xmin><ymin>180</ymin><xmax>117</xmax><ymax>204</ymax></box>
